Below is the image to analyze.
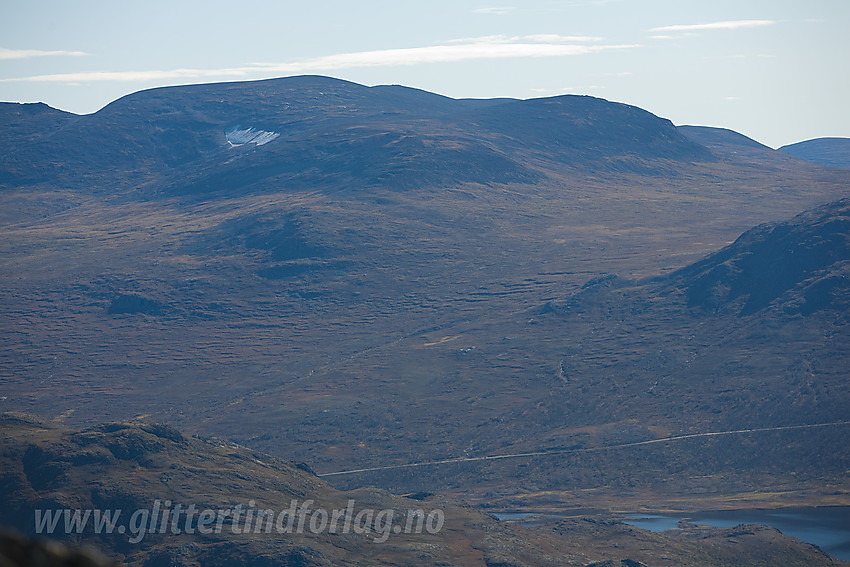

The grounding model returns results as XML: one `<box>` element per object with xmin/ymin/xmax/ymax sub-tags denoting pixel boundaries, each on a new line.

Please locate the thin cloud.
<box><xmin>522</xmin><ymin>34</ymin><xmax>604</xmax><ymax>43</ymax></box>
<box><xmin>650</xmin><ymin>19</ymin><xmax>776</xmax><ymax>33</ymax></box>
<box><xmin>445</xmin><ymin>34</ymin><xmax>604</xmax><ymax>44</ymax></box>
<box><xmin>472</xmin><ymin>7</ymin><xmax>515</xmax><ymax>15</ymax></box>
<box><xmin>0</xmin><ymin>68</ymin><xmax>253</xmax><ymax>83</ymax></box>
<box><xmin>0</xmin><ymin>47</ymin><xmax>87</xmax><ymax>60</ymax></box>
<box><xmin>244</xmin><ymin>42</ymin><xmax>640</xmax><ymax>71</ymax></box>
<box><xmin>1</xmin><ymin>40</ymin><xmax>640</xmax><ymax>83</ymax></box>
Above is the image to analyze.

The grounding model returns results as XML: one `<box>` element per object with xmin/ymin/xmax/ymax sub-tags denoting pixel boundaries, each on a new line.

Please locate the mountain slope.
<box><xmin>2</xmin><ymin>414</ymin><xmax>844</xmax><ymax>567</ymax></box>
<box><xmin>780</xmin><ymin>137</ymin><xmax>850</xmax><ymax>168</ymax></box>
<box><xmin>1</xmin><ymin>413</ymin><xmax>535</xmax><ymax>567</ymax></box>
<box><xmin>0</xmin><ymin>102</ymin><xmax>78</xmax><ymax>155</ymax></box>
<box><xmin>321</xmin><ymin>199</ymin><xmax>850</xmax><ymax>508</ymax></box>
<box><xmin>677</xmin><ymin>125</ymin><xmax>812</xmax><ymax>168</ymax></box>
<box><xmin>674</xmin><ymin>197</ymin><xmax>850</xmax><ymax>315</ymax></box>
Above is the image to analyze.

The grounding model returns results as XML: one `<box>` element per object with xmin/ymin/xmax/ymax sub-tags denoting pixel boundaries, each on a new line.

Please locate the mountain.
<box><xmin>1</xmin><ymin>414</ymin><xmax>843</xmax><ymax>567</ymax></box>
<box><xmin>677</xmin><ymin>125</ymin><xmax>774</xmax><ymax>151</ymax></box>
<box><xmin>0</xmin><ymin>102</ymin><xmax>78</xmax><ymax>155</ymax></box>
<box><xmin>780</xmin><ymin>137</ymin><xmax>850</xmax><ymax>168</ymax></box>
<box><xmin>676</xmin><ymin>125</ymin><xmax>832</xmax><ymax>173</ymax></box>
<box><xmin>0</xmin><ymin>75</ymin><xmax>713</xmax><ymax>196</ymax></box>
<box><xmin>1</xmin><ymin>76</ymin><xmax>849</xmax><ymax>518</ymax></box>
<box><xmin>673</xmin><ymin>197</ymin><xmax>850</xmax><ymax>315</ymax></box>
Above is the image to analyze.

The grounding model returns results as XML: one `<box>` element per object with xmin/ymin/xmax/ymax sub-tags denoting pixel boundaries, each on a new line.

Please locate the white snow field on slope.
<box><xmin>225</xmin><ymin>127</ymin><xmax>280</xmax><ymax>147</ymax></box>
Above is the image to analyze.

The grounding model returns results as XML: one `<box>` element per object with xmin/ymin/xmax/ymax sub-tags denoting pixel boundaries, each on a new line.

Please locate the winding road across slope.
<box><xmin>318</xmin><ymin>420</ymin><xmax>850</xmax><ymax>477</ymax></box>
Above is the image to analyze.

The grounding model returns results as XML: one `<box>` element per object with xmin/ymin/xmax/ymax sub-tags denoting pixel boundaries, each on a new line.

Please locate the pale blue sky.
<box><xmin>1</xmin><ymin>0</ymin><xmax>847</xmax><ymax>147</ymax></box>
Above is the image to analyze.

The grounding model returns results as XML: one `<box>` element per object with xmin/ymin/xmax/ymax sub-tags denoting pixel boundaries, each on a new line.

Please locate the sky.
<box><xmin>0</xmin><ymin>0</ymin><xmax>847</xmax><ymax>148</ymax></box>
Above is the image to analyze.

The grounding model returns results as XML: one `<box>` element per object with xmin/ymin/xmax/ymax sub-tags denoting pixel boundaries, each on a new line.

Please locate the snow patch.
<box><xmin>226</xmin><ymin>127</ymin><xmax>279</xmax><ymax>147</ymax></box>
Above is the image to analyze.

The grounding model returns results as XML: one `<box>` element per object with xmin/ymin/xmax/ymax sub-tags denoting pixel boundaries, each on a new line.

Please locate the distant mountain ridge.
<box><xmin>676</xmin><ymin>125</ymin><xmax>812</xmax><ymax>167</ymax></box>
<box><xmin>1</xmin><ymin>75</ymin><xmax>712</xmax><ymax>195</ymax></box>
<box><xmin>780</xmin><ymin>137</ymin><xmax>850</xmax><ymax>168</ymax></box>
<box><xmin>677</xmin><ymin>125</ymin><xmax>771</xmax><ymax>150</ymax></box>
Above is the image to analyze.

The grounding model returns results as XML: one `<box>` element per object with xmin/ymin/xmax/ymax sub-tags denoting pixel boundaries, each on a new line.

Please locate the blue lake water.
<box><xmin>493</xmin><ymin>507</ymin><xmax>850</xmax><ymax>560</ymax></box>
<box><xmin>622</xmin><ymin>507</ymin><xmax>850</xmax><ymax>561</ymax></box>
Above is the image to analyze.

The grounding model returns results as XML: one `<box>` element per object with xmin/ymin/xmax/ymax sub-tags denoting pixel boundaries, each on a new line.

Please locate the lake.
<box><xmin>622</xmin><ymin>507</ymin><xmax>850</xmax><ymax>561</ymax></box>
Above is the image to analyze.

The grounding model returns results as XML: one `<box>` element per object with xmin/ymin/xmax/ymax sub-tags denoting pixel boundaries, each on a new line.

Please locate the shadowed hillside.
<box><xmin>674</xmin><ymin>198</ymin><xmax>850</xmax><ymax>315</ymax></box>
